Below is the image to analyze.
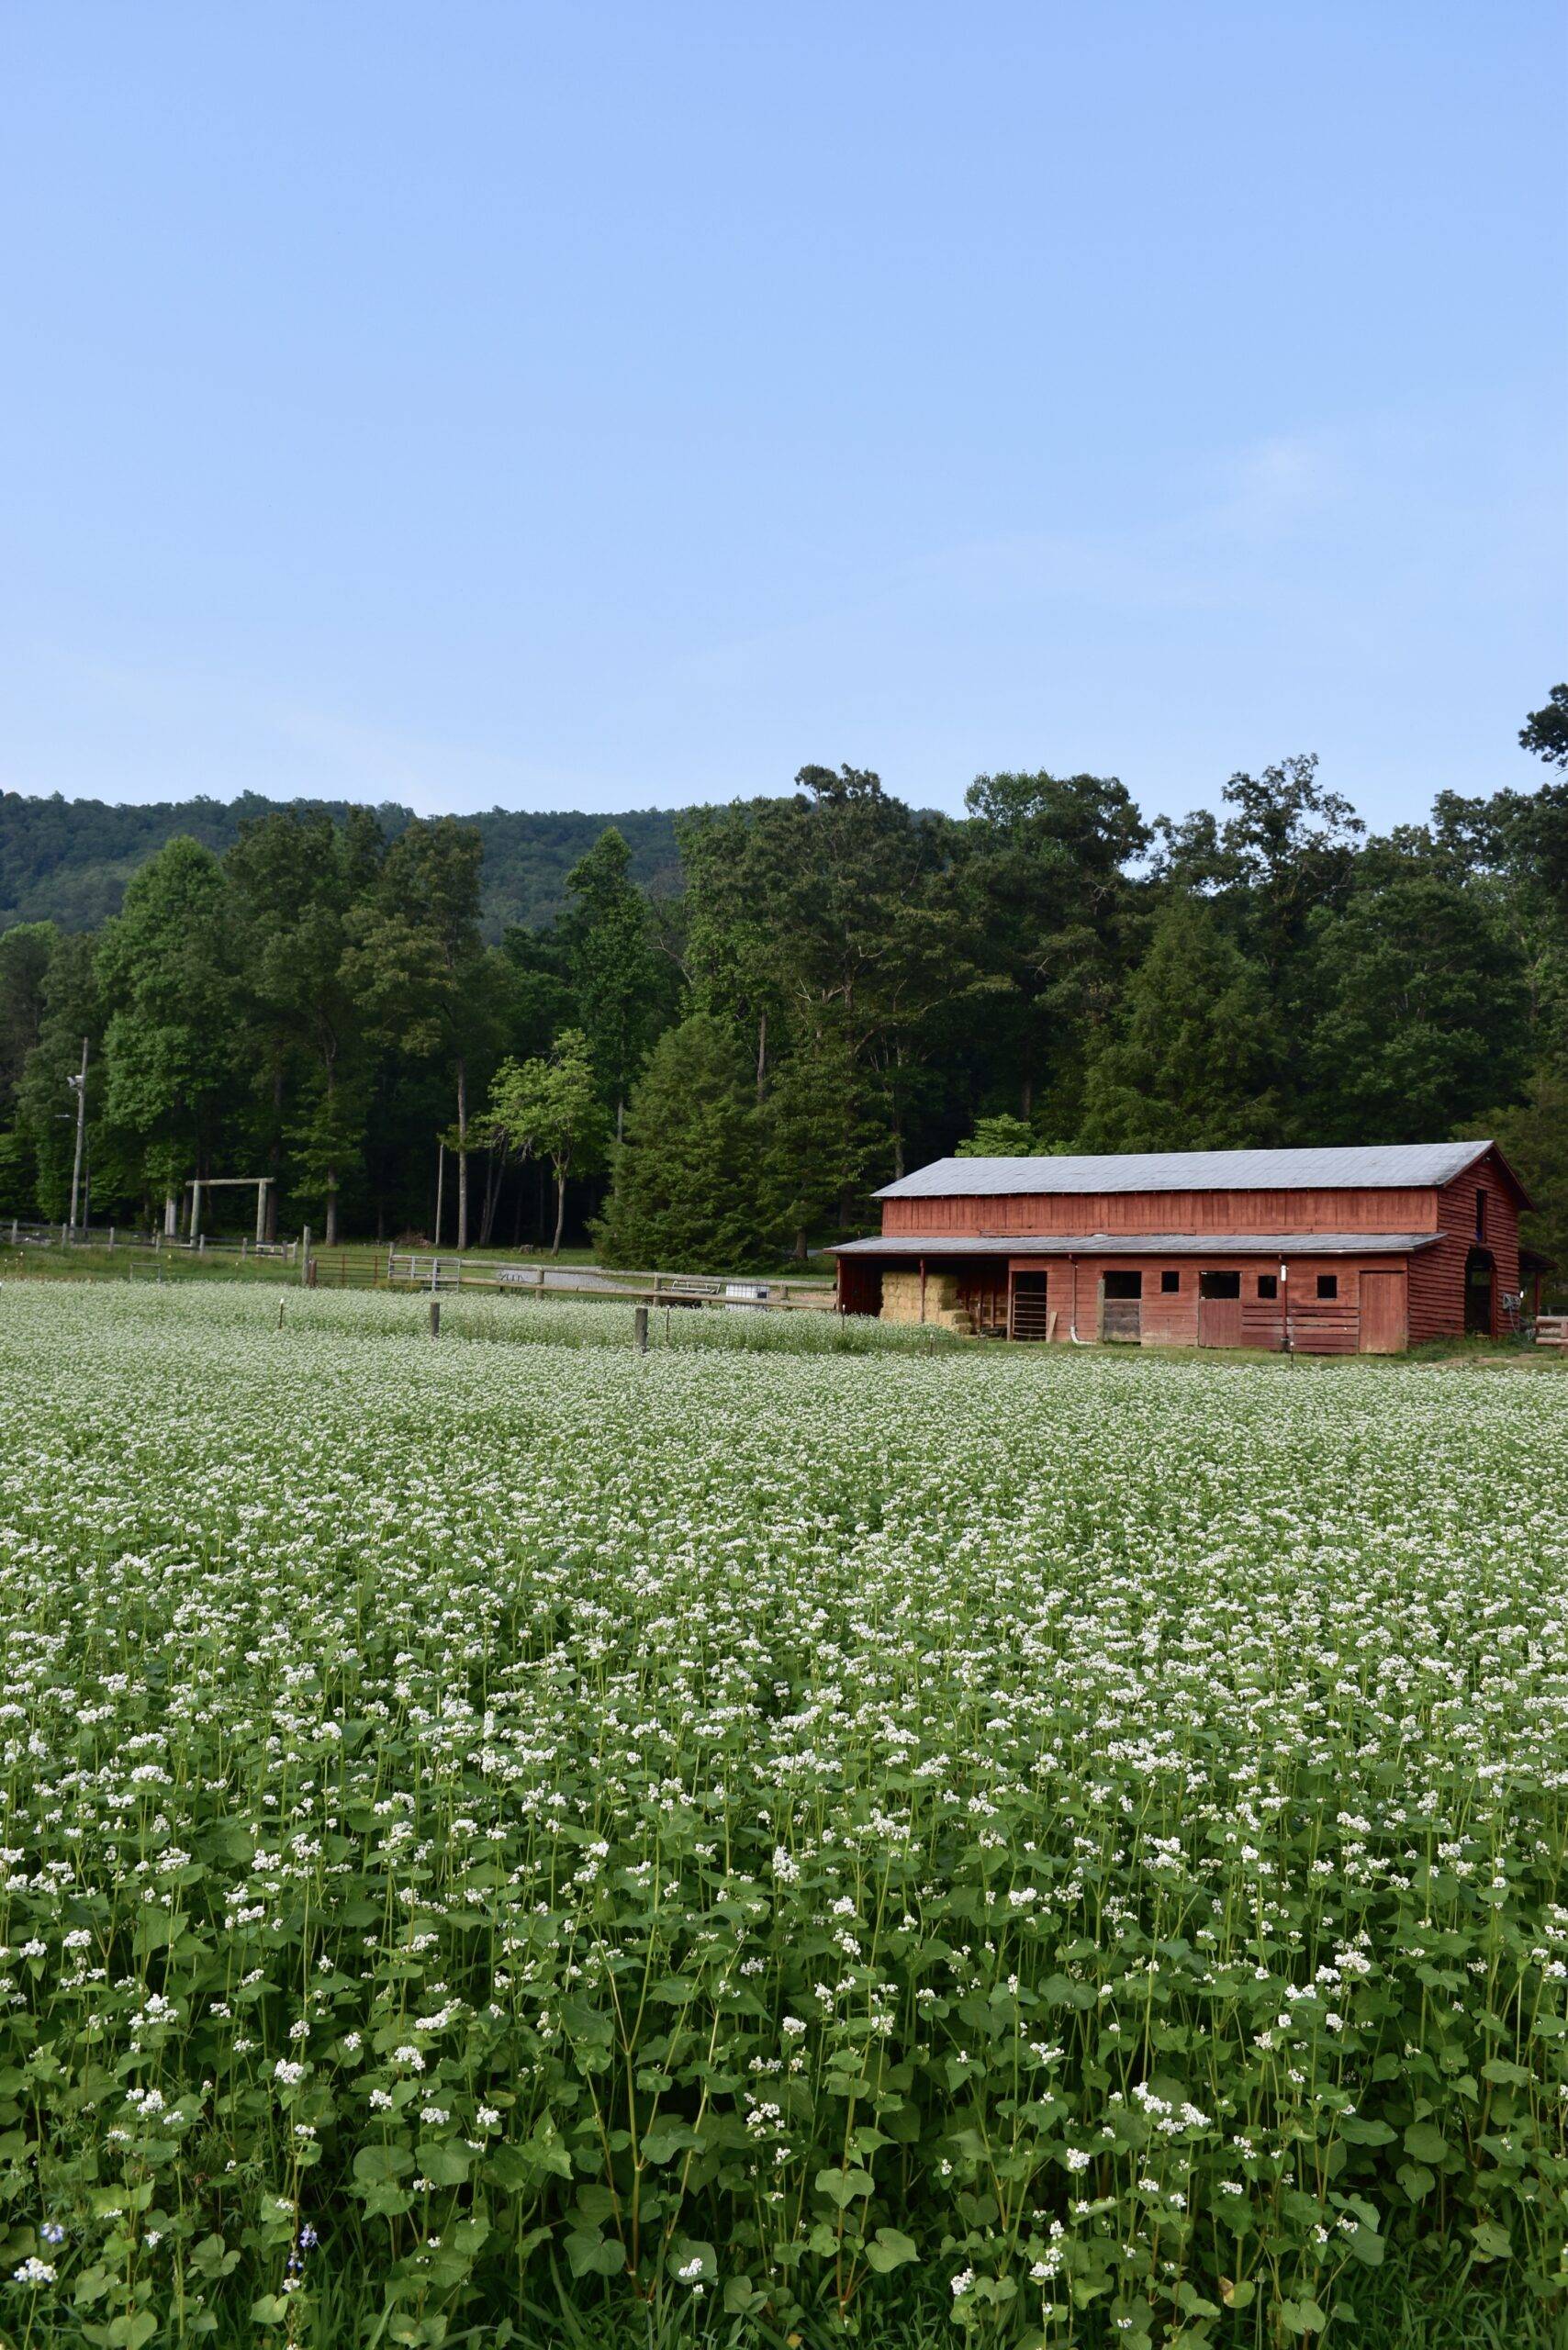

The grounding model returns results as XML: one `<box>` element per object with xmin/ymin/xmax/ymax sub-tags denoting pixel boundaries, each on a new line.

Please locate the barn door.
<box><xmin>1359</xmin><ymin>1270</ymin><xmax>1407</xmax><ymax>1353</ymax></box>
<box><xmin>1010</xmin><ymin>1271</ymin><xmax>1050</xmax><ymax>1341</ymax></box>
<box><xmin>1101</xmin><ymin>1269</ymin><xmax>1142</xmax><ymax>1342</ymax></box>
<box><xmin>1197</xmin><ymin>1270</ymin><xmax>1243</xmax><ymax>1348</ymax></box>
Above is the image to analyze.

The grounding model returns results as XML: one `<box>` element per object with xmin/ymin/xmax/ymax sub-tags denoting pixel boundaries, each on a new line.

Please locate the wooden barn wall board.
<box><xmin>881</xmin><ymin>1186</ymin><xmax>1439</xmax><ymax>1239</ymax></box>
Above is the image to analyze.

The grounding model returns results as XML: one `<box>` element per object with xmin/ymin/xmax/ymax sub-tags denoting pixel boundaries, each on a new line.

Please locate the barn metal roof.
<box><xmin>873</xmin><ymin>1143</ymin><xmax>1496</xmax><ymax>1200</ymax></box>
<box><xmin>831</xmin><ymin>1231</ymin><xmax>1441</xmax><ymax>1259</ymax></box>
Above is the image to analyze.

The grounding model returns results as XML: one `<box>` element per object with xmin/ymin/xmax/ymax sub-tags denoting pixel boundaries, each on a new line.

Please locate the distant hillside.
<box><xmin>0</xmin><ymin>791</ymin><xmax>688</xmax><ymax>936</ymax></box>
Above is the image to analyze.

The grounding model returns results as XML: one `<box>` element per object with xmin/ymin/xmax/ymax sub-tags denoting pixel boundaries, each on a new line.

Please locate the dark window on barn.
<box><xmin>1103</xmin><ymin>1270</ymin><xmax>1142</xmax><ymax>1299</ymax></box>
<box><xmin>1160</xmin><ymin>1270</ymin><xmax>1180</xmax><ymax>1293</ymax></box>
<box><xmin>1199</xmin><ymin>1270</ymin><xmax>1241</xmax><ymax>1299</ymax></box>
<box><xmin>1316</xmin><ymin>1273</ymin><xmax>1338</xmax><ymax>1299</ymax></box>
<box><xmin>1258</xmin><ymin>1273</ymin><xmax>1278</xmax><ymax>1299</ymax></box>
<box><xmin>1475</xmin><ymin>1189</ymin><xmax>1487</xmax><ymax>1239</ymax></box>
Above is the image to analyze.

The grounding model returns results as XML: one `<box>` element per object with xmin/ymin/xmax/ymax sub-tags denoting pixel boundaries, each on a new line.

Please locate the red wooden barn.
<box><xmin>832</xmin><ymin>1142</ymin><xmax>1542</xmax><ymax>1352</ymax></box>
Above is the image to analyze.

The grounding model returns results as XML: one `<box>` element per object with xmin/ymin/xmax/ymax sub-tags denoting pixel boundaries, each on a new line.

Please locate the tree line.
<box><xmin>2</xmin><ymin>692</ymin><xmax>1565</xmax><ymax>1276</ymax></box>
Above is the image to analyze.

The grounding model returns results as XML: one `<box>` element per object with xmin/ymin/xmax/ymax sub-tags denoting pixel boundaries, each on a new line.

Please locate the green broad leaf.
<box><xmin>722</xmin><ymin>2276</ymin><xmax>763</xmax><ymax>2314</ymax></box>
<box><xmin>416</xmin><ymin>2140</ymin><xmax>469</xmax><ymax>2186</ymax></box>
<box><xmin>1218</xmin><ymin>2278</ymin><xmax>1256</xmax><ymax>2311</ymax></box>
<box><xmin>864</xmin><ymin>2226</ymin><xmax>918</xmax><ymax>2273</ymax></box>
<box><xmin>107</xmin><ymin>2316</ymin><xmax>161</xmax><ymax>2350</ymax></box>
<box><xmin>1470</xmin><ymin>2220</ymin><xmax>1512</xmax><ymax>2261</ymax></box>
<box><xmin>640</xmin><ymin>2122</ymin><xmax>695</xmax><ymax>2164</ymax></box>
<box><xmin>1344</xmin><ymin>2224</ymin><xmax>1384</xmax><ymax>2267</ymax></box>
<box><xmin>1338</xmin><ymin>2118</ymin><xmax>1396</xmax><ymax>2144</ymax></box>
<box><xmin>353</xmin><ymin>2142</ymin><xmax>415</xmax><ymax>2185</ymax></box>
<box><xmin>666</xmin><ymin>2239</ymin><xmax>716</xmax><ymax>2282</ymax></box>
<box><xmin>566</xmin><ymin>2228</ymin><xmax>626</xmax><ymax>2279</ymax></box>
<box><xmin>813</xmin><ymin>2165</ymin><xmax>874</xmax><ymax>2209</ymax></box>
<box><xmin>189</xmin><ymin>2234</ymin><xmax>239</xmax><ymax>2280</ymax></box>
<box><xmin>1403</xmin><ymin>2121</ymin><xmax>1448</xmax><ymax>2164</ymax></box>
<box><xmin>249</xmin><ymin>2299</ymin><xmax>290</xmax><ymax>2328</ymax></box>
<box><xmin>1480</xmin><ymin>2057</ymin><xmax>1530</xmax><ymax>2087</ymax></box>
<box><xmin>1278</xmin><ymin>2297</ymin><xmax>1327</xmax><ymax>2335</ymax></box>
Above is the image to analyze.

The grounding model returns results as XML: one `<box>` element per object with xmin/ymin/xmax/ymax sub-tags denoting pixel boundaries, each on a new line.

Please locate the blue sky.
<box><xmin>2</xmin><ymin>3</ymin><xmax>1562</xmax><ymax>829</ymax></box>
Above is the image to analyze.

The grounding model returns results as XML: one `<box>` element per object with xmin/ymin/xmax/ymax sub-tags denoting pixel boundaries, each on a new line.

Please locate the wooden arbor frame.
<box><xmin>179</xmin><ymin>1176</ymin><xmax>275</xmax><ymax>1245</ymax></box>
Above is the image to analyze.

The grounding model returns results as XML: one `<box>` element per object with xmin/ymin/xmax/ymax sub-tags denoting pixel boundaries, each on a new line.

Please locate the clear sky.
<box><xmin>2</xmin><ymin>3</ymin><xmax>1563</xmax><ymax>830</ymax></box>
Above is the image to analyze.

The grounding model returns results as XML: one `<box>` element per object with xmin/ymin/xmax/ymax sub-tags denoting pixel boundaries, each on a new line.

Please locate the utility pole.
<box><xmin>66</xmin><ymin>1037</ymin><xmax>88</xmax><ymax>1237</ymax></box>
<box><xmin>434</xmin><ymin>1138</ymin><xmax>445</xmax><ymax>1248</ymax></box>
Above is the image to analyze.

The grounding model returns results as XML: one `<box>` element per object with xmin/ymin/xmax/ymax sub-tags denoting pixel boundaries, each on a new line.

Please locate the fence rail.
<box><xmin>1536</xmin><ymin>1315</ymin><xmax>1568</xmax><ymax>1350</ymax></box>
<box><xmin>4</xmin><ymin>1219</ymin><xmax>297</xmax><ymax>1261</ymax></box>
<box><xmin>2</xmin><ymin>1222</ymin><xmax>837</xmax><ymax>1314</ymax></box>
<box><xmin>385</xmin><ymin>1253</ymin><xmax>835</xmax><ymax>1312</ymax></box>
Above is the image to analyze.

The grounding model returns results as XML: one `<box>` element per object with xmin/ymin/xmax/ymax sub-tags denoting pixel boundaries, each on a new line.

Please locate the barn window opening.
<box><xmin>1475</xmin><ymin>1189</ymin><xmax>1487</xmax><ymax>1239</ymax></box>
<box><xmin>1258</xmin><ymin>1273</ymin><xmax>1278</xmax><ymax>1299</ymax></box>
<box><xmin>1160</xmin><ymin>1269</ymin><xmax>1180</xmax><ymax>1292</ymax></box>
<box><xmin>1199</xmin><ymin>1270</ymin><xmax>1241</xmax><ymax>1299</ymax></box>
<box><xmin>1316</xmin><ymin>1274</ymin><xmax>1338</xmax><ymax>1299</ymax></box>
<box><xmin>1103</xmin><ymin>1270</ymin><xmax>1142</xmax><ymax>1299</ymax></box>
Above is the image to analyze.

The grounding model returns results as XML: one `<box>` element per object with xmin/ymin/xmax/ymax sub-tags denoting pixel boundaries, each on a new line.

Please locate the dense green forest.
<box><xmin>3</xmin><ymin>693</ymin><xmax>1565</xmax><ymax>1278</ymax></box>
<box><xmin>0</xmin><ymin>789</ymin><xmax>683</xmax><ymax>934</ymax></box>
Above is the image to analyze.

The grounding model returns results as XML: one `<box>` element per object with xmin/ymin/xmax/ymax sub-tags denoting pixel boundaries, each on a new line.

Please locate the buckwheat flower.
<box><xmin>274</xmin><ymin>2058</ymin><xmax>307</xmax><ymax>2087</ymax></box>
<box><xmin>14</xmin><ymin>2257</ymin><xmax>55</xmax><ymax>2285</ymax></box>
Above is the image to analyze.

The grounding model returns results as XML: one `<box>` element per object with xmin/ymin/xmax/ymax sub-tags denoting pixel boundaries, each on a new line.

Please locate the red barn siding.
<box><xmin>846</xmin><ymin>1146</ymin><xmax>1529</xmax><ymax>1349</ymax></box>
<box><xmin>881</xmin><ymin>1186</ymin><xmax>1439</xmax><ymax>1239</ymax></box>
<box><xmin>1407</xmin><ymin>1161</ymin><xmax>1521</xmax><ymax>1342</ymax></box>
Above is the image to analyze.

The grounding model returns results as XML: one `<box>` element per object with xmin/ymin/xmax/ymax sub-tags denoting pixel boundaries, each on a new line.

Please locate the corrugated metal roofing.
<box><xmin>831</xmin><ymin>1231</ymin><xmax>1441</xmax><ymax>1259</ymax></box>
<box><xmin>873</xmin><ymin>1142</ymin><xmax>1494</xmax><ymax>1200</ymax></box>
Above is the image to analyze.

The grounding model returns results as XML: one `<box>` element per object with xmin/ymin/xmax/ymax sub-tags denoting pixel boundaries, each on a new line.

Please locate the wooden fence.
<box><xmin>381</xmin><ymin>1253</ymin><xmax>835</xmax><ymax>1313</ymax></box>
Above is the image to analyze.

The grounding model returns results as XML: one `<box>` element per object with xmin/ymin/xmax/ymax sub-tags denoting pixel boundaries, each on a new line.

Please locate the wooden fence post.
<box><xmin>633</xmin><ymin>1305</ymin><xmax>649</xmax><ymax>1353</ymax></box>
<box><xmin>430</xmin><ymin>1299</ymin><xmax>441</xmax><ymax>1340</ymax></box>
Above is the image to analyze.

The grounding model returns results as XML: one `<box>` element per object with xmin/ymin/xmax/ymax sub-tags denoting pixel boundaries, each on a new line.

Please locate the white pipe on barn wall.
<box><xmin>1068</xmin><ymin>1252</ymin><xmax>1087</xmax><ymax>1343</ymax></box>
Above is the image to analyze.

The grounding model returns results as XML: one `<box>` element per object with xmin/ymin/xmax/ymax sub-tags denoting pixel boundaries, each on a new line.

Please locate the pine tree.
<box><xmin>1077</xmin><ymin>897</ymin><xmax>1280</xmax><ymax>1150</ymax></box>
<box><xmin>595</xmin><ymin>1016</ymin><xmax>761</xmax><ymax>1271</ymax></box>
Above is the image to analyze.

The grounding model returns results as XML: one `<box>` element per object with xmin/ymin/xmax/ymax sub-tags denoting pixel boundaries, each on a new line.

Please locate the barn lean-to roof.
<box><xmin>832</xmin><ymin>1231</ymin><xmax>1442</xmax><ymax>1259</ymax></box>
<box><xmin>874</xmin><ymin>1141</ymin><xmax>1531</xmax><ymax>1204</ymax></box>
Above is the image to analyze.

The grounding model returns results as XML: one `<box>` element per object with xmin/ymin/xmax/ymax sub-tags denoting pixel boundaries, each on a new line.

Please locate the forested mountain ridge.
<box><xmin>2</xmin><ymin>700</ymin><xmax>1566</xmax><ymax>1282</ymax></box>
<box><xmin>0</xmin><ymin>789</ymin><xmax>685</xmax><ymax>935</ymax></box>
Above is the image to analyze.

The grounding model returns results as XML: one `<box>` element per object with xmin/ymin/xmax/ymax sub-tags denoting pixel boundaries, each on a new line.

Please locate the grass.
<box><xmin>0</xmin><ymin>1286</ymin><xmax>1562</xmax><ymax>2345</ymax></box>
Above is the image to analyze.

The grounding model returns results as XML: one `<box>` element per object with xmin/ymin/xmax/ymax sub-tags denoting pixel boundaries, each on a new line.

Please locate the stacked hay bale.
<box><xmin>879</xmin><ymin>1269</ymin><xmax>972</xmax><ymax>1335</ymax></box>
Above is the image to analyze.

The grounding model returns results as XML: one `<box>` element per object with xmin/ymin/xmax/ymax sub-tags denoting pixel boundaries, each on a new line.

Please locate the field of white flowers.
<box><xmin>0</xmin><ymin>1283</ymin><xmax>1563</xmax><ymax>2350</ymax></box>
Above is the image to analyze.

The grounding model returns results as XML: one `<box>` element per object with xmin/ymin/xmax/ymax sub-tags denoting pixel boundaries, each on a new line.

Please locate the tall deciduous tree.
<box><xmin>958</xmin><ymin>770</ymin><xmax>1148</xmax><ymax>1129</ymax></box>
<box><xmin>560</xmin><ymin>827</ymin><xmax>666</xmax><ymax>1139</ymax></box>
<box><xmin>1304</xmin><ymin>847</ymin><xmax>1526</xmax><ymax>1143</ymax></box>
<box><xmin>346</xmin><ymin>818</ymin><xmax>489</xmax><ymax>1248</ymax></box>
<box><xmin>95</xmin><ymin>838</ymin><xmax>240</xmax><ymax>1225</ymax></box>
<box><xmin>227</xmin><ymin>809</ymin><xmax>385</xmax><ymax>1244</ymax></box>
<box><xmin>483</xmin><ymin>1029</ymin><xmax>607</xmax><ymax>1256</ymax></box>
